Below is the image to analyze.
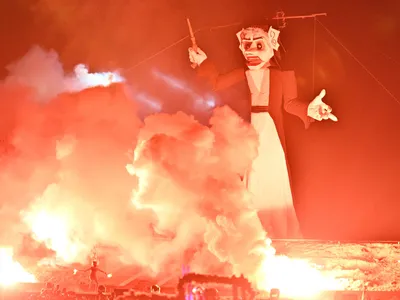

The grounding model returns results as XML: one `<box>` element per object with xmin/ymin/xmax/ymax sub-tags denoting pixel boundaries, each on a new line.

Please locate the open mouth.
<box><xmin>245</xmin><ymin>56</ymin><xmax>263</xmax><ymax>66</ymax></box>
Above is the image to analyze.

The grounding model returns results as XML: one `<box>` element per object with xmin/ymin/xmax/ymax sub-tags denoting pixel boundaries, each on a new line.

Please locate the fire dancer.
<box><xmin>80</xmin><ymin>260</ymin><xmax>108</xmax><ymax>291</ymax></box>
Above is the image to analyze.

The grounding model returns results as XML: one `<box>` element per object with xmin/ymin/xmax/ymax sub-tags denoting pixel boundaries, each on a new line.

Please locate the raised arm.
<box><xmin>188</xmin><ymin>47</ymin><xmax>245</xmax><ymax>91</ymax></box>
<box><xmin>281</xmin><ymin>70</ymin><xmax>314</xmax><ymax>129</ymax></box>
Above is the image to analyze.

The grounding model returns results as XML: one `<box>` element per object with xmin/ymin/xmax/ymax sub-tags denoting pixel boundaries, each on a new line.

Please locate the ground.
<box><xmin>27</xmin><ymin>240</ymin><xmax>400</xmax><ymax>292</ymax></box>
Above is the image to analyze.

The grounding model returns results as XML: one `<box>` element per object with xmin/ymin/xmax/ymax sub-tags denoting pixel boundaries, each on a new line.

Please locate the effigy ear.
<box><xmin>236</xmin><ymin>29</ymin><xmax>245</xmax><ymax>51</ymax></box>
<box><xmin>236</xmin><ymin>29</ymin><xmax>244</xmax><ymax>42</ymax></box>
<box><xmin>268</xmin><ymin>27</ymin><xmax>281</xmax><ymax>50</ymax></box>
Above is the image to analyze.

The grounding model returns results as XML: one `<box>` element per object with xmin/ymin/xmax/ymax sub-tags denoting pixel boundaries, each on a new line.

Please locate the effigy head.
<box><xmin>236</xmin><ymin>26</ymin><xmax>280</xmax><ymax>69</ymax></box>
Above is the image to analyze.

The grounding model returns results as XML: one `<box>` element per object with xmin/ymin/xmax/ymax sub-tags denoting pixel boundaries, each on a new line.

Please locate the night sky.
<box><xmin>1</xmin><ymin>0</ymin><xmax>399</xmax><ymax>240</ymax></box>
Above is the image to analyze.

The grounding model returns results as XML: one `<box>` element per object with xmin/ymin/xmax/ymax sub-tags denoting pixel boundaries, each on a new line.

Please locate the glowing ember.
<box><xmin>0</xmin><ymin>248</ymin><xmax>36</xmax><ymax>286</ymax></box>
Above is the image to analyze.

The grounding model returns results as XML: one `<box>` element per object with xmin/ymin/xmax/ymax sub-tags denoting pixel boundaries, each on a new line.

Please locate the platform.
<box><xmin>3</xmin><ymin>288</ymin><xmax>400</xmax><ymax>300</ymax></box>
<box><xmin>5</xmin><ymin>240</ymin><xmax>400</xmax><ymax>299</ymax></box>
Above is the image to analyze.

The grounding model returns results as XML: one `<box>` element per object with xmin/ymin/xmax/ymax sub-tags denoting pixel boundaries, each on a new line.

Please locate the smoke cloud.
<box><xmin>0</xmin><ymin>46</ymin><xmax>269</xmax><ymax>282</ymax></box>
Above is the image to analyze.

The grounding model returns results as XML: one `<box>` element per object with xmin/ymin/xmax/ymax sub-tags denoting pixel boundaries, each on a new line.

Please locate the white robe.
<box><xmin>245</xmin><ymin>68</ymin><xmax>301</xmax><ymax>238</ymax></box>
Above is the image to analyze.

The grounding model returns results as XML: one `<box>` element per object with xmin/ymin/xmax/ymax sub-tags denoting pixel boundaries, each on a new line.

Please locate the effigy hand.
<box><xmin>188</xmin><ymin>47</ymin><xmax>207</xmax><ymax>66</ymax></box>
<box><xmin>307</xmin><ymin>89</ymin><xmax>338</xmax><ymax>121</ymax></box>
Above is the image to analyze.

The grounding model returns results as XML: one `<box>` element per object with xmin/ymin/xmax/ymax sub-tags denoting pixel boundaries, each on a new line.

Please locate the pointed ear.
<box><xmin>236</xmin><ymin>29</ymin><xmax>244</xmax><ymax>43</ymax></box>
<box><xmin>268</xmin><ymin>27</ymin><xmax>280</xmax><ymax>50</ymax></box>
<box><xmin>236</xmin><ymin>29</ymin><xmax>245</xmax><ymax>51</ymax></box>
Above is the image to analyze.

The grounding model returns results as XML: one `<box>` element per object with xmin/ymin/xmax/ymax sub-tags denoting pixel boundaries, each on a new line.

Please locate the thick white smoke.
<box><xmin>0</xmin><ymin>46</ymin><xmax>271</xmax><ymax>282</ymax></box>
<box><xmin>127</xmin><ymin>107</ymin><xmax>267</xmax><ymax>277</ymax></box>
<box><xmin>4</xmin><ymin>46</ymin><xmax>124</xmax><ymax>101</ymax></box>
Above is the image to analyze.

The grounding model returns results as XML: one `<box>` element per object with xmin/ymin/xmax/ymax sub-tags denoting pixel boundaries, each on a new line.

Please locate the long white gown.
<box><xmin>245</xmin><ymin>67</ymin><xmax>301</xmax><ymax>238</ymax></box>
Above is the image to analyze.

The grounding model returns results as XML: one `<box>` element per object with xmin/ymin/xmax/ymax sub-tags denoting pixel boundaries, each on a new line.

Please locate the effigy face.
<box><xmin>236</xmin><ymin>26</ymin><xmax>280</xmax><ymax>70</ymax></box>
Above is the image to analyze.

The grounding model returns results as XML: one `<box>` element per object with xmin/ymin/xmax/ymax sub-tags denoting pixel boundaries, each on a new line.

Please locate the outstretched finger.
<box><xmin>319</xmin><ymin>89</ymin><xmax>326</xmax><ymax>98</ymax></box>
<box><xmin>312</xmin><ymin>89</ymin><xmax>326</xmax><ymax>104</ymax></box>
<box><xmin>328</xmin><ymin>113</ymin><xmax>338</xmax><ymax>121</ymax></box>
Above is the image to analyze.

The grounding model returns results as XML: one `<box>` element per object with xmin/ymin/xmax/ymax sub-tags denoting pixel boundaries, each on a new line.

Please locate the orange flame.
<box><xmin>22</xmin><ymin>207</ymin><xmax>86</xmax><ymax>263</ymax></box>
<box><xmin>0</xmin><ymin>248</ymin><xmax>36</xmax><ymax>286</ymax></box>
<box><xmin>257</xmin><ymin>250</ymin><xmax>346</xmax><ymax>297</ymax></box>
<box><xmin>239</xmin><ymin>239</ymin><xmax>348</xmax><ymax>298</ymax></box>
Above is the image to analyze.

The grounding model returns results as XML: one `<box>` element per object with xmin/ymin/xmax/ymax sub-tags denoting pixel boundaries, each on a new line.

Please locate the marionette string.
<box><xmin>317</xmin><ymin>19</ymin><xmax>399</xmax><ymax>105</ymax></box>
<box><xmin>124</xmin><ymin>34</ymin><xmax>190</xmax><ymax>72</ymax></box>
<box><xmin>312</xmin><ymin>17</ymin><xmax>317</xmax><ymax>94</ymax></box>
<box><xmin>124</xmin><ymin>22</ymin><xmax>242</xmax><ymax>72</ymax></box>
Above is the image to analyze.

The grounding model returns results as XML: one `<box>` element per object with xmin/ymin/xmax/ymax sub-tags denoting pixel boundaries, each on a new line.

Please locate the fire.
<box><xmin>22</xmin><ymin>207</ymin><xmax>86</xmax><ymax>263</ymax></box>
<box><xmin>0</xmin><ymin>248</ymin><xmax>36</xmax><ymax>286</ymax></box>
<box><xmin>213</xmin><ymin>238</ymin><xmax>348</xmax><ymax>299</ymax></box>
<box><xmin>254</xmin><ymin>241</ymin><xmax>347</xmax><ymax>298</ymax></box>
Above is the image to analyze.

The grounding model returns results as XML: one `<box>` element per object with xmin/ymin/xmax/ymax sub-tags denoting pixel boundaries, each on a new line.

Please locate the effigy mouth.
<box><xmin>245</xmin><ymin>56</ymin><xmax>264</xmax><ymax>66</ymax></box>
